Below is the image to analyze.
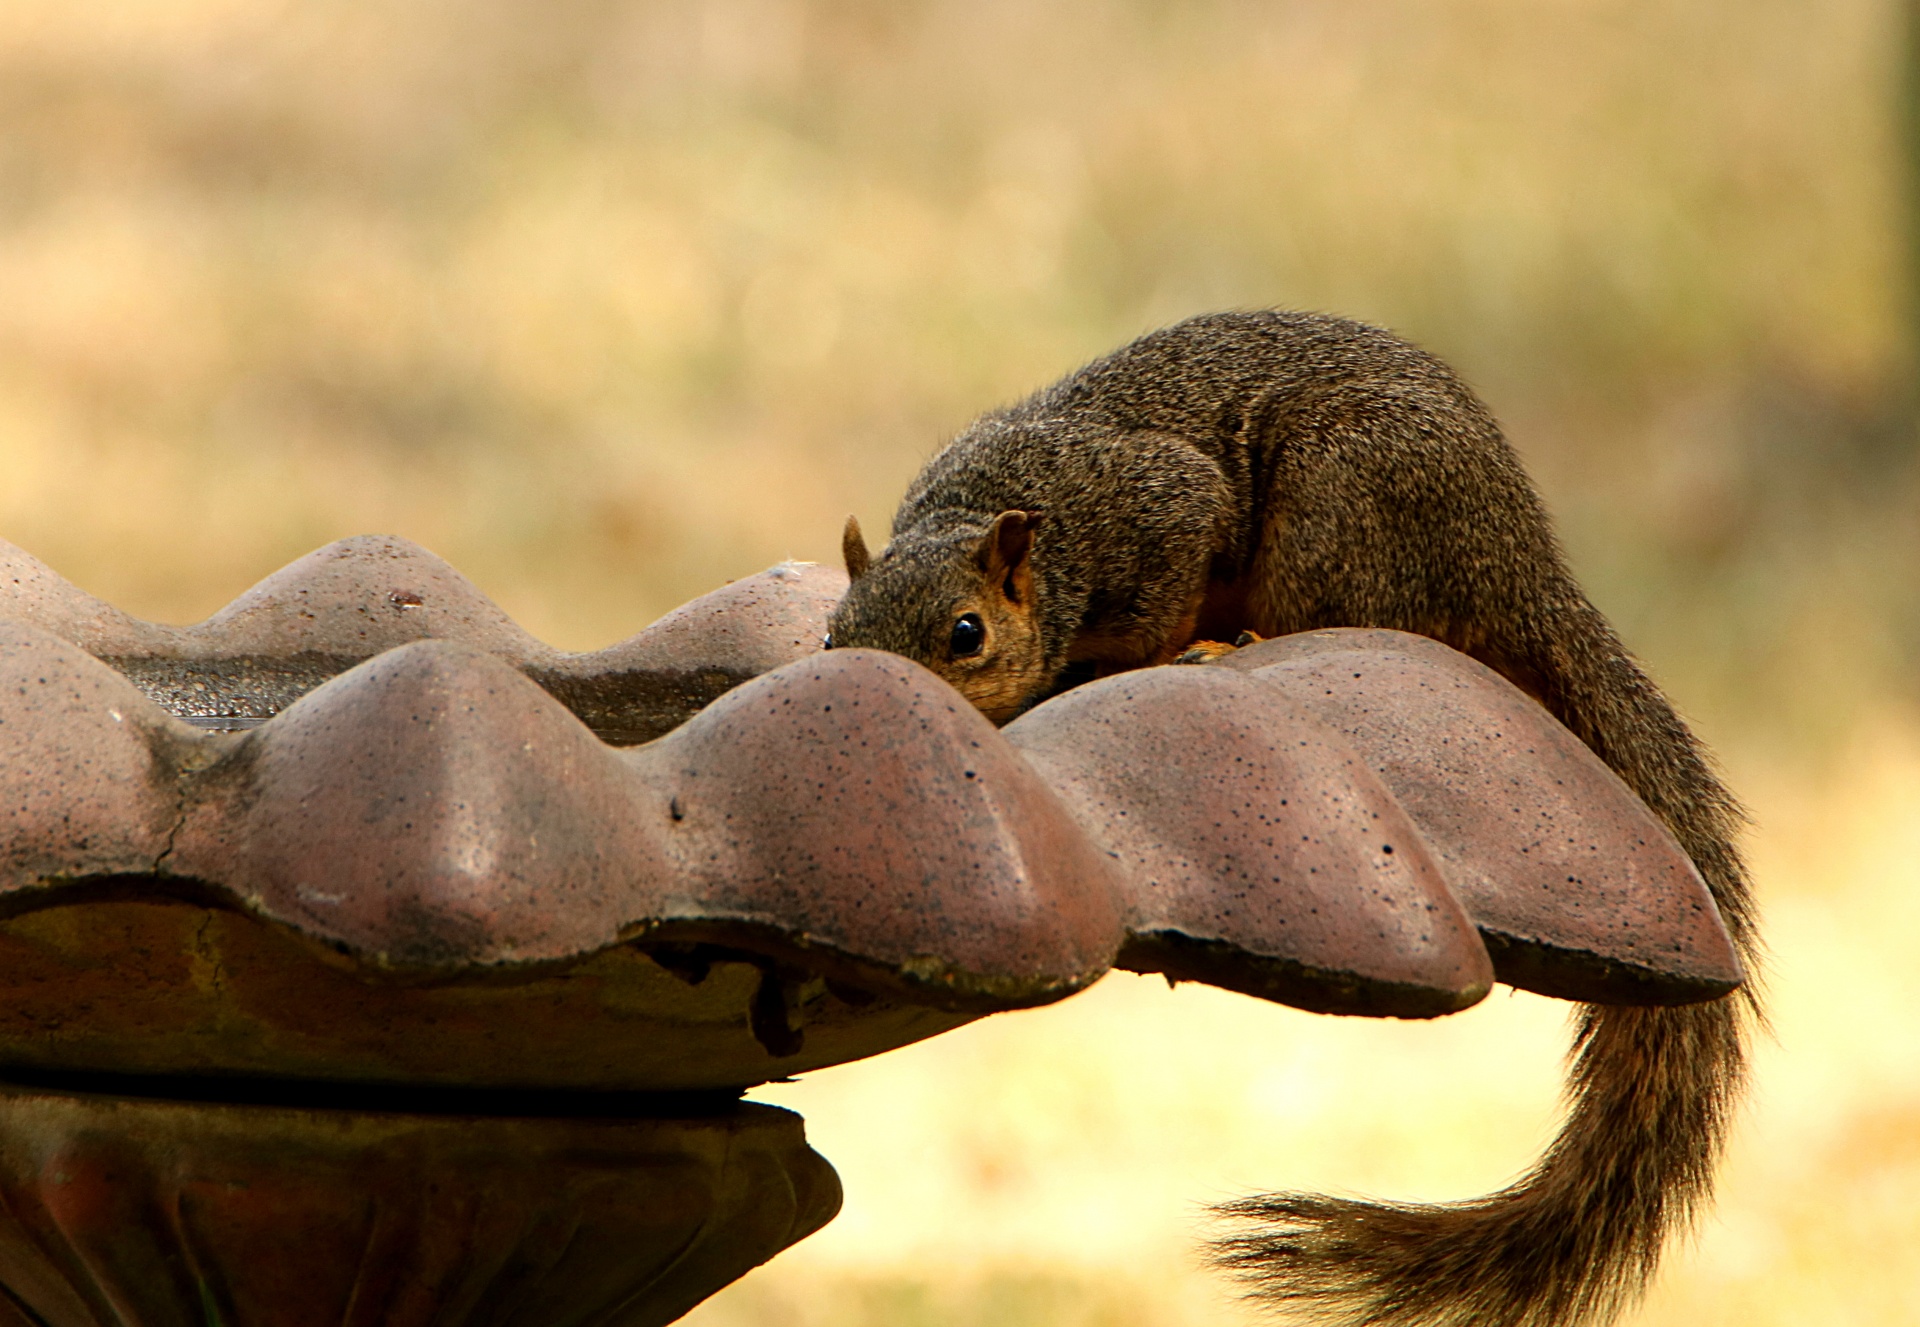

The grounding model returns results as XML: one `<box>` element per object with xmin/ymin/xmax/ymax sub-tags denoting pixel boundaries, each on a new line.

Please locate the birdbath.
<box><xmin>0</xmin><ymin>535</ymin><xmax>1740</xmax><ymax>1325</ymax></box>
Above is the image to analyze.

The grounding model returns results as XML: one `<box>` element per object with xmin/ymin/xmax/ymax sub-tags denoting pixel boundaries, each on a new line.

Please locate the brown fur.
<box><xmin>826</xmin><ymin>310</ymin><xmax>1758</xmax><ymax>1327</ymax></box>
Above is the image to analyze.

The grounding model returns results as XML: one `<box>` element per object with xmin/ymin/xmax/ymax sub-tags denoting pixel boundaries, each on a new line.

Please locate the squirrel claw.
<box><xmin>1176</xmin><ymin>631</ymin><xmax>1264</xmax><ymax>665</ymax></box>
<box><xmin>1175</xmin><ymin>640</ymin><xmax>1239</xmax><ymax>665</ymax></box>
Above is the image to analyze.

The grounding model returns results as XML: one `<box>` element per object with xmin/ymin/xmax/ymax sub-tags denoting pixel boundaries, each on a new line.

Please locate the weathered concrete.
<box><xmin>0</xmin><ymin>545</ymin><xmax>1741</xmax><ymax>1096</ymax></box>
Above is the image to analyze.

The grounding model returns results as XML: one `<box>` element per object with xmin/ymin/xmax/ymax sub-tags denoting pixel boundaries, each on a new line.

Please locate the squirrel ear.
<box><xmin>979</xmin><ymin>510</ymin><xmax>1043</xmax><ymax>599</ymax></box>
<box><xmin>842</xmin><ymin>515</ymin><xmax>872</xmax><ymax>582</ymax></box>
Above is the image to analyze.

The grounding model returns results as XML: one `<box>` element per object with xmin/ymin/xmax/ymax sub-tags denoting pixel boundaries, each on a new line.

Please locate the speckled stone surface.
<box><xmin>1212</xmin><ymin>630</ymin><xmax>1743</xmax><ymax>1004</ymax></box>
<box><xmin>1006</xmin><ymin>667</ymin><xmax>1492</xmax><ymax>1017</ymax></box>
<box><xmin>0</xmin><ymin>537</ymin><xmax>1741</xmax><ymax>1098</ymax></box>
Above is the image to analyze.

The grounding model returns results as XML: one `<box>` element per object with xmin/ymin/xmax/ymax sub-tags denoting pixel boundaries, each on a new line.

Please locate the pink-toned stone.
<box><xmin>0</xmin><ymin>622</ymin><xmax>200</xmax><ymax>890</ymax></box>
<box><xmin>1213</xmin><ymin>629</ymin><xmax>1742</xmax><ymax>1003</ymax></box>
<box><xmin>1007</xmin><ymin>666</ymin><xmax>1492</xmax><ymax>1017</ymax></box>
<box><xmin>635</xmin><ymin>648</ymin><xmax>1128</xmax><ymax>1007</ymax></box>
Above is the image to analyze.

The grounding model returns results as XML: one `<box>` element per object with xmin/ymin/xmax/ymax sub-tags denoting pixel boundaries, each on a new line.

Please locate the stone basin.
<box><xmin>0</xmin><ymin>533</ymin><xmax>1745</xmax><ymax>1325</ymax></box>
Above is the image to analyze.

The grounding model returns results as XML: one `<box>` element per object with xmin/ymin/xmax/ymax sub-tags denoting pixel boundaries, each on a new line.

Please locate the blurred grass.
<box><xmin>0</xmin><ymin>1</ymin><xmax>1915</xmax><ymax>1323</ymax></box>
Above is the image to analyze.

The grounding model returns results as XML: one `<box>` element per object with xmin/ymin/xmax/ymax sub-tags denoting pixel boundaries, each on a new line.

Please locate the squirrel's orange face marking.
<box><xmin>936</xmin><ymin>585</ymin><xmax>1048</xmax><ymax>724</ymax></box>
<box><xmin>826</xmin><ymin>509</ymin><xmax>1052</xmax><ymax>725</ymax></box>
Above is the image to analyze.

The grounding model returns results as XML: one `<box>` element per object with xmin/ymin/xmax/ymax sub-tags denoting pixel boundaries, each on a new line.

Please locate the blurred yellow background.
<box><xmin>2</xmin><ymin>1</ymin><xmax>1915</xmax><ymax>1322</ymax></box>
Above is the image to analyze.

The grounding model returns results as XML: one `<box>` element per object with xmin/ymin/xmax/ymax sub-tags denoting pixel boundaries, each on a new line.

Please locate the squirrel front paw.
<box><xmin>1174</xmin><ymin>631</ymin><xmax>1265</xmax><ymax>665</ymax></box>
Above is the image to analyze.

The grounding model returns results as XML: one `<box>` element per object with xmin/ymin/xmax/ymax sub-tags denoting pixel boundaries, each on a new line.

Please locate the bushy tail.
<box><xmin>1214</xmin><ymin>1000</ymin><xmax>1745</xmax><ymax>1326</ymax></box>
<box><xmin>1214</xmin><ymin>600</ymin><xmax>1760</xmax><ymax>1327</ymax></box>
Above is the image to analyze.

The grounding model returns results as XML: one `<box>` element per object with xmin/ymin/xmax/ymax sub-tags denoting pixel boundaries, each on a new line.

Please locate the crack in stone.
<box><xmin>151</xmin><ymin>763</ymin><xmax>193</xmax><ymax>877</ymax></box>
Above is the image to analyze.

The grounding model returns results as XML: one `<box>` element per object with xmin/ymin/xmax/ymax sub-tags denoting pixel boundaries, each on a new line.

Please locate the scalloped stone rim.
<box><xmin>0</xmin><ymin>536</ymin><xmax>1742</xmax><ymax>1094</ymax></box>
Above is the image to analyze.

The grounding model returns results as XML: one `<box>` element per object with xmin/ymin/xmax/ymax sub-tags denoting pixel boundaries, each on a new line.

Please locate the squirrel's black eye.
<box><xmin>949</xmin><ymin>613</ymin><xmax>985</xmax><ymax>658</ymax></box>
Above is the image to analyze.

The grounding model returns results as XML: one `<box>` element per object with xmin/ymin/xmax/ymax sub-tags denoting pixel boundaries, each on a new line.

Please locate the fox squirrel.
<box><xmin>826</xmin><ymin>310</ymin><xmax>1758</xmax><ymax>1327</ymax></box>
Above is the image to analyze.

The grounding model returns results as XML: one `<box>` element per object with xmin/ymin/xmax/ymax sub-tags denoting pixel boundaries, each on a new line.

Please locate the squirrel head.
<box><xmin>825</xmin><ymin>510</ymin><xmax>1050</xmax><ymax>724</ymax></box>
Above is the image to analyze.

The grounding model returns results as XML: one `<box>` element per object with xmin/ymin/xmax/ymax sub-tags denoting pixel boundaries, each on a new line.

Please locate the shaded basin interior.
<box><xmin>0</xmin><ymin>535</ymin><xmax>845</xmax><ymax>746</ymax></box>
